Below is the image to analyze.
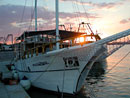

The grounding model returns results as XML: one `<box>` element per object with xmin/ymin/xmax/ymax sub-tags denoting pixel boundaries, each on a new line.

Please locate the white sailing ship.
<box><xmin>14</xmin><ymin>0</ymin><xmax>130</xmax><ymax>94</ymax></box>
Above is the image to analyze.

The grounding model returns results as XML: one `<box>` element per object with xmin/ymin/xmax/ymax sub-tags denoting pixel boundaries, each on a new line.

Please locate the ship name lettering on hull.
<box><xmin>63</xmin><ymin>56</ymin><xmax>79</xmax><ymax>67</ymax></box>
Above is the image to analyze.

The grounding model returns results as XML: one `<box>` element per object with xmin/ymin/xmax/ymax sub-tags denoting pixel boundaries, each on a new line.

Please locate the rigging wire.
<box><xmin>71</xmin><ymin>0</ymin><xmax>93</xmax><ymax>32</ymax></box>
<box><xmin>79</xmin><ymin>0</ymin><xmax>100</xmax><ymax>34</ymax></box>
<box><xmin>28</xmin><ymin>0</ymin><xmax>35</xmax><ymax>31</ymax></box>
<box><xmin>40</xmin><ymin>0</ymin><xmax>48</xmax><ymax>30</ymax></box>
<box><xmin>17</xmin><ymin>0</ymin><xmax>27</xmax><ymax>37</ymax></box>
<box><xmin>72</xmin><ymin>0</ymin><xmax>83</xmax><ymax>24</ymax></box>
<box><xmin>71</xmin><ymin>0</ymin><xmax>85</xmax><ymax>31</ymax></box>
<box><xmin>71</xmin><ymin>1</ymin><xmax>80</xmax><ymax>31</ymax></box>
<box><xmin>75</xmin><ymin>0</ymin><xmax>83</xmax><ymax>23</ymax></box>
<box><xmin>106</xmin><ymin>45</ymin><xmax>130</xmax><ymax>74</ymax></box>
<box><xmin>32</xmin><ymin>49</ymin><xmax>67</xmax><ymax>82</ymax></box>
<box><xmin>13</xmin><ymin>0</ymin><xmax>27</xmax><ymax>63</ymax></box>
<box><xmin>72</xmin><ymin>1</ymin><xmax>80</xmax><ymax>23</ymax></box>
<box><xmin>80</xmin><ymin>0</ymin><xmax>90</xmax><ymax>23</ymax></box>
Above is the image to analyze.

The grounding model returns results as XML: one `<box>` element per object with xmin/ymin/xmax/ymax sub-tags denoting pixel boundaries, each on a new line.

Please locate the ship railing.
<box><xmin>24</xmin><ymin>36</ymin><xmax>56</xmax><ymax>43</ymax></box>
<box><xmin>16</xmin><ymin>29</ymin><xmax>130</xmax><ymax>60</ymax></box>
<box><xmin>19</xmin><ymin>35</ymin><xmax>97</xmax><ymax>60</ymax></box>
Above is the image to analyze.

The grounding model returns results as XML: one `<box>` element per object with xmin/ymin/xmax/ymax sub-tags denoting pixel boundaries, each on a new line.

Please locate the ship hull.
<box><xmin>15</xmin><ymin>43</ymin><xmax>105</xmax><ymax>94</ymax></box>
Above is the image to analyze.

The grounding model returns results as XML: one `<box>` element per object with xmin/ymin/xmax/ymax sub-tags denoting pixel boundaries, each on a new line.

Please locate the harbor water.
<box><xmin>27</xmin><ymin>45</ymin><xmax>130</xmax><ymax>98</ymax></box>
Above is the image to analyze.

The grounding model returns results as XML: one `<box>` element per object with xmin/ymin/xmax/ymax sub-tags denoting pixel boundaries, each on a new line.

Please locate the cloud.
<box><xmin>121</xmin><ymin>0</ymin><xmax>130</xmax><ymax>2</ymax></box>
<box><xmin>60</xmin><ymin>12</ymin><xmax>99</xmax><ymax>19</ymax></box>
<box><xmin>0</xmin><ymin>5</ymin><xmax>55</xmax><ymax>36</ymax></box>
<box><xmin>60</xmin><ymin>0</ymin><xmax>123</xmax><ymax>10</ymax></box>
<box><xmin>94</xmin><ymin>2</ymin><xmax>122</xmax><ymax>9</ymax></box>
<box><xmin>0</xmin><ymin>4</ymin><xmax>99</xmax><ymax>37</ymax></box>
<box><xmin>120</xmin><ymin>18</ymin><xmax>130</xmax><ymax>24</ymax></box>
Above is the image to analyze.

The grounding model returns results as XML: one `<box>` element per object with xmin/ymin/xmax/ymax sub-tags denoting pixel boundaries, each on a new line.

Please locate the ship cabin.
<box><xmin>16</xmin><ymin>29</ymin><xmax>101</xmax><ymax>59</ymax></box>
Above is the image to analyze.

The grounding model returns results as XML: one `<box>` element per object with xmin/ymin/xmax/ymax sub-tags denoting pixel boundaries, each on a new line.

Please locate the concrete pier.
<box><xmin>0</xmin><ymin>82</ymin><xmax>30</xmax><ymax>98</ymax></box>
<box><xmin>0</xmin><ymin>60</ymin><xmax>30</xmax><ymax>98</ymax></box>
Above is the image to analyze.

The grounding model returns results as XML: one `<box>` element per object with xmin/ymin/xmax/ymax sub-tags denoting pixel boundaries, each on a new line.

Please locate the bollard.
<box><xmin>27</xmin><ymin>51</ymin><xmax>29</xmax><ymax>58</ymax></box>
<box><xmin>0</xmin><ymin>72</ymin><xmax>3</xmax><ymax>81</ymax></box>
<box><xmin>72</xmin><ymin>38</ymin><xmax>75</xmax><ymax>46</ymax></box>
<box><xmin>31</xmin><ymin>49</ymin><xmax>33</xmax><ymax>57</ymax></box>
<box><xmin>60</xmin><ymin>41</ymin><xmax>63</xmax><ymax>48</ymax></box>
<box><xmin>23</xmin><ymin>51</ymin><xmax>26</xmax><ymax>59</ymax></box>
<box><xmin>49</xmin><ymin>43</ymin><xmax>53</xmax><ymax>51</ymax></box>
<box><xmin>36</xmin><ymin>48</ymin><xmax>38</xmax><ymax>56</ymax></box>
<box><xmin>42</xmin><ymin>45</ymin><xmax>45</xmax><ymax>54</ymax></box>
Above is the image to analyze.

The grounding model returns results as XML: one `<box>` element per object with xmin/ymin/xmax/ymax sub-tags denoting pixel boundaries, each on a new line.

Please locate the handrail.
<box><xmin>20</xmin><ymin>35</ymin><xmax>97</xmax><ymax>59</ymax></box>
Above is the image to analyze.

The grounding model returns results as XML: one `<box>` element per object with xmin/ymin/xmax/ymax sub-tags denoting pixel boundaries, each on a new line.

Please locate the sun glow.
<box><xmin>63</xmin><ymin>40</ymin><xmax>70</xmax><ymax>43</ymax></box>
<box><xmin>79</xmin><ymin>37</ymin><xmax>85</xmax><ymax>42</ymax></box>
<box><xmin>75</xmin><ymin>37</ymin><xmax>85</xmax><ymax>43</ymax></box>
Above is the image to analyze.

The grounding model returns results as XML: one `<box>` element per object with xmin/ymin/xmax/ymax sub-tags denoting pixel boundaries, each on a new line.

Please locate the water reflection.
<box><xmin>83</xmin><ymin>61</ymin><xmax>107</xmax><ymax>98</ymax></box>
<box><xmin>88</xmin><ymin>60</ymin><xmax>107</xmax><ymax>78</ymax></box>
<box><xmin>85</xmin><ymin>45</ymin><xmax>130</xmax><ymax>98</ymax></box>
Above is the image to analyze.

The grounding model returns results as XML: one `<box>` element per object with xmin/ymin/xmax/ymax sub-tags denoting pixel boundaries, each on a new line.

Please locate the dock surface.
<box><xmin>0</xmin><ymin>82</ymin><xmax>30</xmax><ymax>98</ymax></box>
<box><xmin>0</xmin><ymin>61</ymin><xmax>30</xmax><ymax>98</ymax></box>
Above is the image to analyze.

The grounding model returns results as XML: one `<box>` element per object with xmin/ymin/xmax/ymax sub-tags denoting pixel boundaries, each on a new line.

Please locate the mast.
<box><xmin>56</xmin><ymin>0</ymin><xmax>59</xmax><ymax>50</ymax></box>
<box><xmin>35</xmin><ymin>0</ymin><xmax>37</xmax><ymax>31</ymax></box>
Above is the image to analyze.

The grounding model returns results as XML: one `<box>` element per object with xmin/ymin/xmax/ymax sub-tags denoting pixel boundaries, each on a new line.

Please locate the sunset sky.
<box><xmin>0</xmin><ymin>0</ymin><xmax>130</xmax><ymax>42</ymax></box>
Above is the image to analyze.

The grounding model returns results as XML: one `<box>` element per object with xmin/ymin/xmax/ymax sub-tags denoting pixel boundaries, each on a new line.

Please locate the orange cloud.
<box><xmin>120</xmin><ymin>18</ymin><xmax>130</xmax><ymax>24</ymax></box>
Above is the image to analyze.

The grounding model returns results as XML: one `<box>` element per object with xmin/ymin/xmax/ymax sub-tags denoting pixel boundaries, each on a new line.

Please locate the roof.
<box><xmin>17</xmin><ymin>29</ymin><xmax>86</xmax><ymax>40</ymax></box>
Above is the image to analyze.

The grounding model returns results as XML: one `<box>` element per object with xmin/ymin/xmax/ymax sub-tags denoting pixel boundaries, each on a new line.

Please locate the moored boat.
<box><xmin>14</xmin><ymin>0</ymin><xmax>130</xmax><ymax>94</ymax></box>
